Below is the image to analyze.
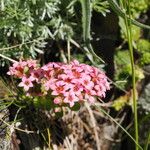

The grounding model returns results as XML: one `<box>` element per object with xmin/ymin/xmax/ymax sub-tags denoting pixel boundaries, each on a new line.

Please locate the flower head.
<box><xmin>8</xmin><ymin>59</ymin><xmax>110</xmax><ymax>108</ymax></box>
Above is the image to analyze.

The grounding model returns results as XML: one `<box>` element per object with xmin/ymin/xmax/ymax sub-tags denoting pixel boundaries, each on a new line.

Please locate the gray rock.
<box><xmin>138</xmin><ymin>81</ymin><xmax>150</xmax><ymax>113</ymax></box>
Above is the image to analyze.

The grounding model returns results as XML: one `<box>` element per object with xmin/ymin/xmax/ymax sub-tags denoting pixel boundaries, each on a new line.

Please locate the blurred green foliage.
<box><xmin>0</xmin><ymin>0</ymin><xmax>77</xmax><ymax>65</ymax></box>
<box><xmin>119</xmin><ymin>0</ymin><xmax>149</xmax><ymax>42</ymax></box>
<box><xmin>119</xmin><ymin>17</ymin><xmax>141</xmax><ymax>43</ymax></box>
<box><xmin>0</xmin><ymin>0</ymin><xmax>111</xmax><ymax>66</ymax></box>
<box><xmin>130</xmin><ymin>0</ymin><xmax>149</xmax><ymax>18</ymax></box>
<box><xmin>115</xmin><ymin>0</ymin><xmax>149</xmax><ymax>90</ymax></box>
<box><xmin>92</xmin><ymin>0</ymin><xmax>110</xmax><ymax>16</ymax></box>
<box><xmin>114</xmin><ymin>50</ymin><xmax>144</xmax><ymax>89</ymax></box>
<box><xmin>137</xmin><ymin>39</ymin><xmax>150</xmax><ymax>65</ymax></box>
<box><xmin>112</xmin><ymin>94</ymin><xmax>129</xmax><ymax>111</ymax></box>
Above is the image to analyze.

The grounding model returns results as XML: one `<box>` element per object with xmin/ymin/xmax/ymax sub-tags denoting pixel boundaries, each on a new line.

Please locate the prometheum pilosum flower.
<box><xmin>7</xmin><ymin>59</ymin><xmax>110</xmax><ymax>108</ymax></box>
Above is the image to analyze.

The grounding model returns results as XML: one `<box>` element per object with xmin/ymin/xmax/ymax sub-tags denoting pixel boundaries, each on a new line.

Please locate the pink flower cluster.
<box><xmin>7</xmin><ymin>59</ymin><xmax>110</xmax><ymax>107</ymax></box>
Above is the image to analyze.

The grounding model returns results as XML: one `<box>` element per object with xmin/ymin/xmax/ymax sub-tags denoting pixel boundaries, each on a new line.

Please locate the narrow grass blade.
<box><xmin>144</xmin><ymin>130</ymin><xmax>150</xmax><ymax>150</ymax></box>
<box><xmin>108</xmin><ymin>0</ymin><xmax>150</xmax><ymax>30</ymax></box>
<box><xmin>96</xmin><ymin>106</ymin><xmax>143</xmax><ymax>150</ymax></box>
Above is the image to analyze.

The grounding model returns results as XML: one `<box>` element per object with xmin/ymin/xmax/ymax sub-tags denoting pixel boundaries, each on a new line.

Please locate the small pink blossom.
<box><xmin>18</xmin><ymin>76</ymin><xmax>34</xmax><ymax>91</ymax></box>
<box><xmin>51</xmin><ymin>81</ymin><xmax>68</xmax><ymax>96</ymax></box>
<box><xmin>43</xmin><ymin>79</ymin><xmax>57</xmax><ymax>91</ymax></box>
<box><xmin>71</xmin><ymin>60</ymin><xmax>80</xmax><ymax>66</ymax></box>
<box><xmin>54</xmin><ymin>96</ymin><xmax>62</xmax><ymax>104</ymax></box>
<box><xmin>7</xmin><ymin>59</ymin><xmax>38</xmax><ymax>78</ymax></box>
<box><xmin>81</xmin><ymin>75</ymin><xmax>94</xmax><ymax>90</ymax></box>
<box><xmin>30</xmin><ymin>69</ymin><xmax>43</xmax><ymax>82</ymax></box>
<box><xmin>64</xmin><ymin>92</ymin><xmax>79</xmax><ymax>107</ymax></box>
<box><xmin>71</xmin><ymin>84</ymin><xmax>83</xmax><ymax>96</ymax></box>
<box><xmin>7</xmin><ymin>61</ymin><xmax>25</xmax><ymax>78</ymax></box>
<box><xmin>26</xmin><ymin>59</ymin><xmax>38</xmax><ymax>68</ymax></box>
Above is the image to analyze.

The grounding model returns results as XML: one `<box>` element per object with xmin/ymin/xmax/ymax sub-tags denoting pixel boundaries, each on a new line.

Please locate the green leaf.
<box><xmin>80</xmin><ymin>0</ymin><xmax>105</xmax><ymax>64</ymax></box>
<box><xmin>33</xmin><ymin>97</ymin><xmax>41</xmax><ymax>108</ymax></box>
<box><xmin>70</xmin><ymin>102</ymin><xmax>81</xmax><ymax>111</ymax></box>
<box><xmin>55</xmin><ymin>110</ymin><xmax>63</xmax><ymax>118</ymax></box>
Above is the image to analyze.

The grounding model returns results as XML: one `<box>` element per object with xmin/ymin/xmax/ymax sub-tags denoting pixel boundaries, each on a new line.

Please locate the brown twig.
<box><xmin>85</xmin><ymin>102</ymin><xmax>101</xmax><ymax>150</ymax></box>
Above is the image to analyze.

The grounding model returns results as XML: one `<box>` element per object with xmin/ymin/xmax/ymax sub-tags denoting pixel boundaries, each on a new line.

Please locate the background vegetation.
<box><xmin>0</xmin><ymin>0</ymin><xmax>150</xmax><ymax>150</ymax></box>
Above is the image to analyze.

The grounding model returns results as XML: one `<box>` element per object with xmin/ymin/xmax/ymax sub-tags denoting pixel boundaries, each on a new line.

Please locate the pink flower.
<box><xmin>7</xmin><ymin>60</ymin><xmax>26</xmax><ymax>78</ymax></box>
<box><xmin>26</xmin><ymin>59</ymin><xmax>38</xmax><ymax>68</ymax></box>
<box><xmin>43</xmin><ymin>79</ymin><xmax>57</xmax><ymax>91</ymax></box>
<box><xmin>54</xmin><ymin>96</ymin><xmax>62</xmax><ymax>104</ymax></box>
<box><xmin>84</xmin><ymin>89</ymin><xmax>96</xmax><ymax>96</ymax></box>
<box><xmin>71</xmin><ymin>60</ymin><xmax>80</xmax><ymax>66</ymax></box>
<box><xmin>30</xmin><ymin>69</ymin><xmax>43</xmax><ymax>82</ymax></box>
<box><xmin>70</xmin><ymin>83</ymin><xmax>83</xmax><ymax>96</ymax></box>
<box><xmin>64</xmin><ymin>92</ymin><xmax>79</xmax><ymax>107</ymax></box>
<box><xmin>58</xmin><ymin>74</ymin><xmax>72</xmax><ymax>81</ymax></box>
<box><xmin>18</xmin><ymin>76</ymin><xmax>34</xmax><ymax>91</ymax></box>
<box><xmin>81</xmin><ymin>75</ymin><xmax>94</xmax><ymax>90</ymax></box>
<box><xmin>51</xmin><ymin>81</ymin><xmax>68</xmax><ymax>96</ymax></box>
<box><xmin>42</xmin><ymin>64</ymin><xmax>53</xmax><ymax>71</ymax></box>
<box><xmin>42</xmin><ymin>62</ymin><xmax>61</xmax><ymax>71</ymax></box>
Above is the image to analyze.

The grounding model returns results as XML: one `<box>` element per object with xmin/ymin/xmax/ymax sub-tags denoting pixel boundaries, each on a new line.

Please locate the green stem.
<box><xmin>123</xmin><ymin>0</ymin><xmax>139</xmax><ymax>149</ymax></box>
<box><xmin>0</xmin><ymin>53</ymin><xmax>17</xmax><ymax>63</ymax></box>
